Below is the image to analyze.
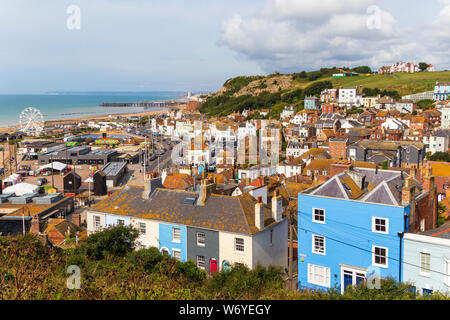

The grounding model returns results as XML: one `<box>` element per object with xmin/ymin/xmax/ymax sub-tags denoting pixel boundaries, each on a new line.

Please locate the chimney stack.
<box><xmin>197</xmin><ymin>179</ymin><xmax>216</xmax><ymax>206</ymax></box>
<box><xmin>72</xmin><ymin>212</ymin><xmax>81</xmax><ymax>227</ymax></box>
<box><xmin>272</xmin><ymin>190</ymin><xmax>282</xmax><ymax>222</ymax></box>
<box><xmin>402</xmin><ymin>177</ymin><xmax>416</xmax><ymax>230</ymax></box>
<box><xmin>255</xmin><ymin>196</ymin><xmax>265</xmax><ymax>230</ymax></box>
<box><xmin>143</xmin><ymin>173</ymin><xmax>162</xmax><ymax>200</ymax></box>
<box><xmin>30</xmin><ymin>216</ymin><xmax>40</xmax><ymax>235</ymax></box>
<box><xmin>423</xmin><ymin>166</ymin><xmax>437</xmax><ymax>229</ymax></box>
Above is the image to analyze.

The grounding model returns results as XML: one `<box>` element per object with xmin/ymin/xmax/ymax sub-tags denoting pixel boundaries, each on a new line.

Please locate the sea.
<box><xmin>0</xmin><ymin>91</ymin><xmax>186</xmax><ymax>127</ymax></box>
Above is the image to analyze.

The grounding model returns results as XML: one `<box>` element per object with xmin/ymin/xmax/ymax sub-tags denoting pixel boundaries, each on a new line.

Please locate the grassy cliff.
<box><xmin>200</xmin><ymin>68</ymin><xmax>450</xmax><ymax>117</ymax></box>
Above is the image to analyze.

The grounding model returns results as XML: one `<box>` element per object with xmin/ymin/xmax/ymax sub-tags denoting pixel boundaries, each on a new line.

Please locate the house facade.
<box><xmin>403</xmin><ymin>224</ymin><xmax>450</xmax><ymax>295</ymax></box>
<box><xmin>87</xmin><ymin>179</ymin><xmax>288</xmax><ymax>273</ymax></box>
<box><xmin>434</xmin><ymin>81</ymin><xmax>450</xmax><ymax>101</ymax></box>
<box><xmin>298</xmin><ymin>167</ymin><xmax>438</xmax><ymax>293</ymax></box>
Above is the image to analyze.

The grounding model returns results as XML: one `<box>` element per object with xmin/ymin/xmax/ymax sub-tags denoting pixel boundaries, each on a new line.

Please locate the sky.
<box><xmin>0</xmin><ymin>0</ymin><xmax>449</xmax><ymax>94</ymax></box>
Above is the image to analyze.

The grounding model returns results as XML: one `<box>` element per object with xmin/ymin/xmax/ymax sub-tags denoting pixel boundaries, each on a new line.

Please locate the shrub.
<box><xmin>128</xmin><ymin>247</ymin><xmax>164</xmax><ymax>273</ymax></box>
<box><xmin>81</xmin><ymin>225</ymin><xmax>139</xmax><ymax>260</ymax></box>
<box><xmin>176</xmin><ymin>260</ymin><xmax>206</xmax><ymax>281</ymax></box>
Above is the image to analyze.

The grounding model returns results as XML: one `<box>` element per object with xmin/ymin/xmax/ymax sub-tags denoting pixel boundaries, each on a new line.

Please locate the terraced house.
<box><xmin>87</xmin><ymin>177</ymin><xmax>288</xmax><ymax>274</ymax></box>
<box><xmin>297</xmin><ymin>166</ymin><xmax>438</xmax><ymax>293</ymax></box>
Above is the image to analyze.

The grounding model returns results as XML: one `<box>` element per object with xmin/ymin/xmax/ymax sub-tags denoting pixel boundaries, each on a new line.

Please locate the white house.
<box><xmin>423</xmin><ymin>131</ymin><xmax>449</xmax><ymax>155</ymax></box>
<box><xmin>338</xmin><ymin>88</ymin><xmax>361</xmax><ymax>107</ymax></box>
<box><xmin>403</xmin><ymin>226</ymin><xmax>450</xmax><ymax>295</ymax></box>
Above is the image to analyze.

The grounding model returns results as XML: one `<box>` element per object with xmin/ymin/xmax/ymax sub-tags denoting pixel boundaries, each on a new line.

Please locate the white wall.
<box><xmin>130</xmin><ymin>217</ymin><xmax>160</xmax><ymax>249</ymax></box>
<box><xmin>219</xmin><ymin>231</ymin><xmax>253</xmax><ymax>270</ymax></box>
<box><xmin>86</xmin><ymin>211</ymin><xmax>106</xmax><ymax>235</ymax></box>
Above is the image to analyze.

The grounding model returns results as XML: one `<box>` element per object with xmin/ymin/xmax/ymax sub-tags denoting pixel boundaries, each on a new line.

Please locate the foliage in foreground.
<box><xmin>0</xmin><ymin>227</ymin><xmax>448</xmax><ymax>300</ymax></box>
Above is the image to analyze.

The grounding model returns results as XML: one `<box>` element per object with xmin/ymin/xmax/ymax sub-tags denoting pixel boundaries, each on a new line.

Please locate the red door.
<box><xmin>210</xmin><ymin>258</ymin><xmax>217</xmax><ymax>274</ymax></box>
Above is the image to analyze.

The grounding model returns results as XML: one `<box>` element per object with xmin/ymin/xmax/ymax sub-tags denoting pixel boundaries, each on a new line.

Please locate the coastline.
<box><xmin>0</xmin><ymin>108</ymin><xmax>173</xmax><ymax>134</ymax></box>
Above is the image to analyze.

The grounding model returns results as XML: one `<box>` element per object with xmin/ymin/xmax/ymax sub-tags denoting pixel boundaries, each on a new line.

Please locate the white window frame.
<box><xmin>445</xmin><ymin>259</ymin><xmax>450</xmax><ymax>286</ymax></box>
<box><xmin>372</xmin><ymin>245</ymin><xmax>389</xmax><ymax>268</ymax></box>
<box><xmin>307</xmin><ymin>264</ymin><xmax>331</xmax><ymax>288</ymax></box>
<box><xmin>172</xmin><ymin>228</ymin><xmax>181</xmax><ymax>243</ymax></box>
<box><xmin>235</xmin><ymin>237</ymin><xmax>245</xmax><ymax>253</ymax></box>
<box><xmin>196</xmin><ymin>255</ymin><xmax>206</xmax><ymax>270</ymax></box>
<box><xmin>312</xmin><ymin>234</ymin><xmax>326</xmax><ymax>255</ymax></box>
<box><xmin>196</xmin><ymin>232</ymin><xmax>206</xmax><ymax>247</ymax></box>
<box><xmin>312</xmin><ymin>208</ymin><xmax>326</xmax><ymax>224</ymax></box>
<box><xmin>340</xmin><ymin>266</ymin><xmax>367</xmax><ymax>294</ymax></box>
<box><xmin>138</xmin><ymin>222</ymin><xmax>146</xmax><ymax>235</ymax></box>
<box><xmin>372</xmin><ymin>217</ymin><xmax>389</xmax><ymax>234</ymax></box>
<box><xmin>420</xmin><ymin>251</ymin><xmax>431</xmax><ymax>276</ymax></box>
<box><xmin>160</xmin><ymin>247</ymin><xmax>170</xmax><ymax>255</ymax></box>
<box><xmin>94</xmin><ymin>215</ymin><xmax>101</xmax><ymax>228</ymax></box>
<box><xmin>172</xmin><ymin>249</ymin><xmax>181</xmax><ymax>261</ymax></box>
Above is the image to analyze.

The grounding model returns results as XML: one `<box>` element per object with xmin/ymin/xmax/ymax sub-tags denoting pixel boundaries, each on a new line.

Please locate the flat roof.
<box><xmin>101</xmin><ymin>162</ymin><xmax>127</xmax><ymax>177</ymax></box>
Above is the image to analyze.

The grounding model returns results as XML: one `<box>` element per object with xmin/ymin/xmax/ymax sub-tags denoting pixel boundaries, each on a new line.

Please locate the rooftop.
<box><xmin>91</xmin><ymin>186</ymin><xmax>281</xmax><ymax>235</ymax></box>
<box><xmin>302</xmin><ymin>167</ymin><xmax>423</xmax><ymax>206</ymax></box>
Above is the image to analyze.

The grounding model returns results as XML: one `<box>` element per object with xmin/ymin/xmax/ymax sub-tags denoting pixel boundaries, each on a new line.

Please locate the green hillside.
<box><xmin>200</xmin><ymin>69</ymin><xmax>450</xmax><ymax>117</ymax></box>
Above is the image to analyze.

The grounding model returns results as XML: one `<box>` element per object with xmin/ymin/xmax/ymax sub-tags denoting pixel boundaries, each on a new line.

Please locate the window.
<box><xmin>372</xmin><ymin>246</ymin><xmax>388</xmax><ymax>268</ymax></box>
<box><xmin>197</xmin><ymin>232</ymin><xmax>206</xmax><ymax>247</ymax></box>
<box><xmin>270</xmin><ymin>229</ymin><xmax>274</xmax><ymax>245</ymax></box>
<box><xmin>420</xmin><ymin>252</ymin><xmax>431</xmax><ymax>275</ymax></box>
<box><xmin>445</xmin><ymin>259</ymin><xmax>450</xmax><ymax>286</ymax></box>
<box><xmin>160</xmin><ymin>247</ymin><xmax>169</xmax><ymax>255</ymax></box>
<box><xmin>172</xmin><ymin>249</ymin><xmax>181</xmax><ymax>261</ymax></box>
<box><xmin>420</xmin><ymin>219</ymin><xmax>425</xmax><ymax>232</ymax></box>
<box><xmin>312</xmin><ymin>235</ymin><xmax>326</xmax><ymax>255</ymax></box>
<box><xmin>117</xmin><ymin>219</ymin><xmax>125</xmax><ymax>226</ymax></box>
<box><xmin>94</xmin><ymin>215</ymin><xmax>101</xmax><ymax>228</ymax></box>
<box><xmin>372</xmin><ymin>217</ymin><xmax>389</xmax><ymax>234</ymax></box>
<box><xmin>235</xmin><ymin>238</ymin><xmax>244</xmax><ymax>252</ymax></box>
<box><xmin>308</xmin><ymin>264</ymin><xmax>331</xmax><ymax>288</ymax></box>
<box><xmin>172</xmin><ymin>228</ymin><xmax>181</xmax><ymax>243</ymax></box>
<box><xmin>139</xmin><ymin>222</ymin><xmax>146</xmax><ymax>235</ymax></box>
<box><xmin>313</xmin><ymin>208</ymin><xmax>325</xmax><ymax>224</ymax></box>
<box><xmin>422</xmin><ymin>288</ymin><xmax>433</xmax><ymax>296</ymax></box>
<box><xmin>196</xmin><ymin>255</ymin><xmax>206</xmax><ymax>270</ymax></box>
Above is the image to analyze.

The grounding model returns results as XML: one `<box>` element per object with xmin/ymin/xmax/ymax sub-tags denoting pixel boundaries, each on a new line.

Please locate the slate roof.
<box><xmin>303</xmin><ymin>167</ymin><xmax>423</xmax><ymax>206</ymax></box>
<box><xmin>91</xmin><ymin>186</ymin><xmax>278</xmax><ymax>235</ymax></box>
<box><xmin>420</xmin><ymin>221</ymin><xmax>450</xmax><ymax>240</ymax></box>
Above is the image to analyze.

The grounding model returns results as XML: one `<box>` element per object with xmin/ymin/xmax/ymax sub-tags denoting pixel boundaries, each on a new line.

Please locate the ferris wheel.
<box><xmin>19</xmin><ymin>107</ymin><xmax>44</xmax><ymax>136</ymax></box>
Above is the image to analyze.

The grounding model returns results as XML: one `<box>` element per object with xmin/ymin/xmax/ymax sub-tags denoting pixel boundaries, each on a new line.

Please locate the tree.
<box><xmin>429</xmin><ymin>152</ymin><xmax>450</xmax><ymax>162</ymax></box>
<box><xmin>82</xmin><ymin>225</ymin><xmax>140</xmax><ymax>260</ymax></box>
<box><xmin>352</xmin><ymin>66</ymin><xmax>372</xmax><ymax>74</ymax></box>
<box><xmin>438</xmin><ymin>202</ymin><xmax>447</xmax><ymax>227</ymax></box>
<box><xmin>419</xmin><ymin>62</ymin><xmax>429</xmax><ymax>72</ymax></box>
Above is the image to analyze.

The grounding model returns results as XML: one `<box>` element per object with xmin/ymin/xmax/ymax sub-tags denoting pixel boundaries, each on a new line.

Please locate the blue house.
<box><xmin>159</xmin><ymin>222</ymin><xmax>187</xmax><ymax>262</ymax></box>
<box><xmin>298</xmin><ymin>166</ymin><xmax>437</xmax><ymax>293</ymax></box>
<box><xmin>304</xmin><ymin>96</ymin><xmax>320</xmax><ymax>110</ymax></box>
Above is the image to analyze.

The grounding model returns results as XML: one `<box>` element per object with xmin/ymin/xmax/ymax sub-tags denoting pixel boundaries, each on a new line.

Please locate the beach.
<box><xmin>0</xmin><ymin>108</ymin><xmax>173</xmax><ymax>134</ymax></box>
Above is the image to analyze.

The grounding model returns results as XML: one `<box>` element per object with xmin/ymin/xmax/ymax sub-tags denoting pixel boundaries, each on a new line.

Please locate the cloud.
<box><xmin>220</xmin><ymin>0</ymin><xmax>450</xmax><ymax>72</ymax></box>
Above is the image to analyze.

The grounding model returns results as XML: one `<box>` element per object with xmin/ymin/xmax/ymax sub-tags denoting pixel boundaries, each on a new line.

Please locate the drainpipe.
<box><xmin>398</xmin><ymin>232</ymin><xmax>404</xmax><ymax>283</ymax></box>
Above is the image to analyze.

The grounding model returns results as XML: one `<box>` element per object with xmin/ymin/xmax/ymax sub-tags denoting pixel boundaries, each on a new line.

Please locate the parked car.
<box><xmin>37</xmin><ymin>178</ymin><xmax>48</xmax><ymax>186</ymax></box>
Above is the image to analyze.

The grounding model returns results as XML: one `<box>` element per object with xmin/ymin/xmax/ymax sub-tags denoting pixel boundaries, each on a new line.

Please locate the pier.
<box><xmin>100</xmin><ymin>101</ymin><xmax>181</xmax><ymax>109</ymax></box>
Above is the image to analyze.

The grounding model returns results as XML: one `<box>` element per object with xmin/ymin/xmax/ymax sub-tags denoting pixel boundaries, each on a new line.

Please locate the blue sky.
<box><xmin>0</xmin><ymin>0</ymin><xmax>449</xmax><ymax>94</ymax></box>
